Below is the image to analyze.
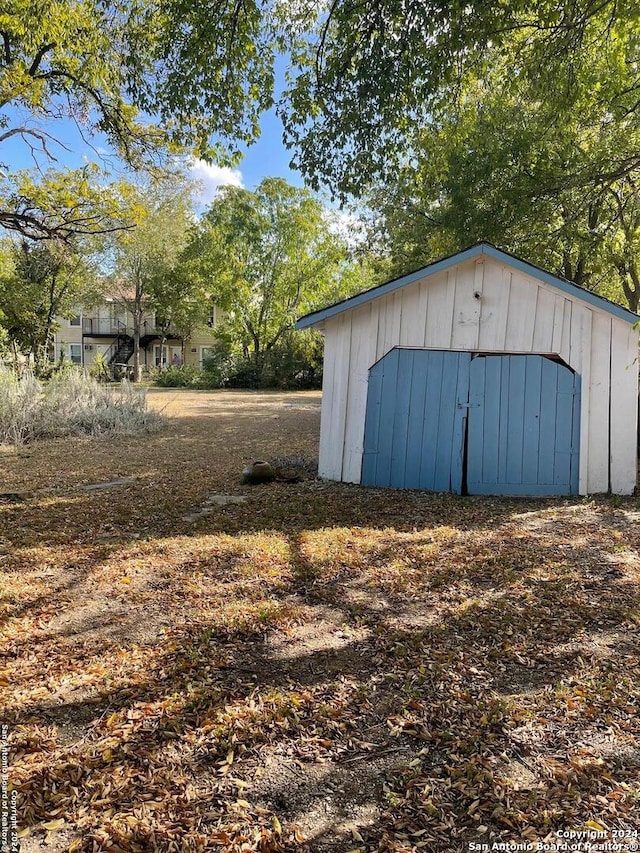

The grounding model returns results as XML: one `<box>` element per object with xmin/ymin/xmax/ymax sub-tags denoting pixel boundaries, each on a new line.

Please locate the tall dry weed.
<box><xmin>0</xmin><ymin>370</ymin><xmax>162</xmax><ymax>445</ymax></box>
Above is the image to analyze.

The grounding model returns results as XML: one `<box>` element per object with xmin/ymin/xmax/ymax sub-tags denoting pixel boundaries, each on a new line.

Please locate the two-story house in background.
<box><xmin>50</xmin><ymin>296</ymin><xmax>222</xmax><ymax>374</ymax></box>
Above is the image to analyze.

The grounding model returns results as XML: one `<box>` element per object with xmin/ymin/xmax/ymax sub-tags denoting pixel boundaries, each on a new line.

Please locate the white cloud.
<box><xmin>323</xmin><ymin>207</ymin><xmax>367</xmax><ymax>248</ymax></box>
<box><xmin>188</xmin><ymin>158</ymin><xmax>244</xmax><ymax>206</ymax></box>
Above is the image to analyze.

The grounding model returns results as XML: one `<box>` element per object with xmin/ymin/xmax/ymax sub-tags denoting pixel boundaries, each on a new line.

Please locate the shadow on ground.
<box><xmin>2</xmin><ymin>390</ymin><xmax>639</xmax><ymax>853</ymax></box>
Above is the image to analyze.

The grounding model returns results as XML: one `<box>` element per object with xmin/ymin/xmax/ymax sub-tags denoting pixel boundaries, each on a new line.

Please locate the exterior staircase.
<box><xmin>108</xmin><ymin>335</ymin><xmax>134</xmax><ymax>368</ymax></box>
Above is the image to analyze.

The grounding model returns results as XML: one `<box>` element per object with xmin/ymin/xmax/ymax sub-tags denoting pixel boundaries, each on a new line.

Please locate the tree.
<box><xmin>0</xmin><ymin>0</ymin><xmax>277</xmax><ymax>238</ymax></box>
<box><xmin>0</xmin><ymin>165</ymin><xmax>129</xmax><ymax>241</ymax></box>
<box><xmin>0</xmin><ymin>237</ymin><xmax>96</xmax><ymax>375</ymax></box>
<box><xmin>150</xmin><ymin>261</ymin><xmax>214</xmax><ymax>365</ymax></box>
<box><xmin>602</xmin><ymin>178</ymin><xmax>640</xmax><ymax>312</ymax></box>
<box><xmin>359</xmin><ymin>43</ymin><xmax>640</xmax><ymax>310</ymax></box>
<box><xmin>181</xmin><ymin>177</ymin><xmax>368</xmax><ymax>385</ymax></box>
<box><xmin>281</xmin><ymin>0</ymin><xmax>640</xmax><ymax>199</ymax></box>
<box><xmin>102</xmin><ymin>175</ymin><xmax>198</xmax><ymax>381</ymax></box>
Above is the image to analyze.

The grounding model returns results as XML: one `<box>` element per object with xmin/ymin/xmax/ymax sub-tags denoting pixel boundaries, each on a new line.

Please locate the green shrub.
<box><xmin>0</xmin><ymin>369</ymin><xmax>163</xmax><ymax>445</ymax></box>
<box><xmin>265</xmin><ymin>333</ymin><xmax>324</xmax><ymax>389</ymax></box>
<box><xmin>213</xmin><ymin>355</ymin><xmax>261</xmax><ymax>389</ymax></box>
<box><xmin>152</xmin><ymin>364</ymin><xmax>203</xmax><ymax>388</ymax></box>
<box><xmin>89</xmin><ymin>353</ymin><xmax>111</xmax><ymax>382</ymax></box>
<box><xmin>200</xmin><ymin>332</ymin><xmax>324</xmax><ymax>390</ymax></box>
<box><xmin>148</xmin><ymin>329</ymin><xmax>325</xmax><ymax>392</ymax></box>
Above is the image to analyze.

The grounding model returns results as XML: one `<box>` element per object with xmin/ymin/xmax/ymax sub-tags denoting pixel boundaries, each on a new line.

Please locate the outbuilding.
<box><xmin>297</xmin><ymin>243</ymin><xmax>639</xmax><ymax>495</ymax></box>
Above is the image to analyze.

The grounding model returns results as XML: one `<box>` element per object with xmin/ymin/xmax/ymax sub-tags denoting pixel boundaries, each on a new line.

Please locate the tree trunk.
<box><xmin>133</xmin><ymin>322</ymin><xmax>142</xmax><ymax>382</ymax></box>
<box><xmin>10</xmin><ymin>340</ymin><xmax>20</xmax><ymax>375</ymax></box>
<box><xmin>614</xmin><ymin>259</ymin><xmax>640</xmax><ymax>313</ymax></box>
<box><xmin>160</xmin><ymin>333</ymin><xmax>168</xmax><ymax>369</ymax></box>
<box><xmin>33</xmin><ymin>338</ymin><xmax>50</xmax><ymax>378</ymax></box>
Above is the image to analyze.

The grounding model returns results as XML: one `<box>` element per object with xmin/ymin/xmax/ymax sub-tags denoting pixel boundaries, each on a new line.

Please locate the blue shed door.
<box><xmin>466</xmin><ymin>355</ymin><xmax>580</xmax><ymax>496</ymax></box>
<box><xmin>362</xmin><ymin>349</ymin><xmax>580</xmax><ymax>496</ymax></box>
<box><xmin>362</xmin><ymin>349</ymin><xmax>471</xmax><ymax>493</ymax></box>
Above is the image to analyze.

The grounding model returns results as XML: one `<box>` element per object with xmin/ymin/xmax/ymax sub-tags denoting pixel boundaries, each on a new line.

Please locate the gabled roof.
<box><xmin>296</xmin><ymin>243</ymin><xmax>639</xmax><ymax>329</ymax></box>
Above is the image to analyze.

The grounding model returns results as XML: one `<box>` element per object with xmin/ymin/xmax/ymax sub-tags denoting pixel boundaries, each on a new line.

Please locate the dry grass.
<box><xmin>0</xmin><ymin>371</ymin><xmax>161</xmax><ymax>445</ymax></box>
<box><xmin>1</xmin><ymin>389</ymin><xmax>639</xmax><ymax>853</ymax></box>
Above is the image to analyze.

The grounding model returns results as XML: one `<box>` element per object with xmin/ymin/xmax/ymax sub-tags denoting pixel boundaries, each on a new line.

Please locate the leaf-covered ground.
<box><xmin>2</xmin><ymin>389</ymin><xmax>639</xmax><ymax>853</ymax></box>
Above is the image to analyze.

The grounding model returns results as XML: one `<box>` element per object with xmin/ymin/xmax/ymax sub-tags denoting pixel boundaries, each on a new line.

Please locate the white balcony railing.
<box><xmin>82</xmin><ymin>318</ymin><xmax>125</xmax><ymax>335</ymax></box>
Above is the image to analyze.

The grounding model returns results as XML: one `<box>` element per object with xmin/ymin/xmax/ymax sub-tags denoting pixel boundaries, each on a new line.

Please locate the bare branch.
<box><xmin>0</xmin><ymin>209</ymin><xmax>134</xmax><ymax>242</ymax></box>
<box><xmin>0</xmin><ymin>126</ymin><xmax>70</xmax><ymax>164</ymax></box>
<box><xmin>31</xmin><ymin>67</ymin><xmax>156</xmax><ymax>166</ymax></box>
<box><xmin>69</xmin><ymin>115</ymin><xmax>119</xmax><ymax>171</ymax></box>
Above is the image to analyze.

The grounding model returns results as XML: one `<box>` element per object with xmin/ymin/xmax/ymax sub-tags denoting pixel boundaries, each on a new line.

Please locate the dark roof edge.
<box><xmin>296</xmin><ymin>242</ymin><xmax>639</xmax><ymax>329</ymax></box>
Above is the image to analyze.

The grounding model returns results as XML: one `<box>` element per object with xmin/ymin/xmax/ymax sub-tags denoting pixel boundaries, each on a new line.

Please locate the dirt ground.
<box><xmin>1</xmin><ymin>388</ymin><xmax>639</xmax><ymax>852</ymax></box>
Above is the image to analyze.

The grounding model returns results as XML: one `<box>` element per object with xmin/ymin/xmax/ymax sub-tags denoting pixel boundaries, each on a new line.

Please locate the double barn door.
<box><xmin>362</xmin><ymin>349</ymin><xmax>580</xmax><ymax>496</ymax></box>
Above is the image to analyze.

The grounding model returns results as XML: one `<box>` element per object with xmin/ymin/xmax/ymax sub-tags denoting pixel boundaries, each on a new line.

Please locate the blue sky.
<box><xmin>1</xmin><ymin>96</ymin><xmax>304</xmax><ymax>208</ymax></box>
<box><xmin>190</xmin><ymin>104</ymin><xmax>305</xmax><ymax>205</ymax></box>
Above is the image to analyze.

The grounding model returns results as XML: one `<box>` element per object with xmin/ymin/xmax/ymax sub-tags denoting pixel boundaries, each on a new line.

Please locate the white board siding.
<box><xmin>569</xmin><ymin>304</ymin><xmax>593</xmax><ymax>494</ymax></box>
<box><xmin>318</xmin><ymin>255</ymin><xmax>638</xmax><ymax>493</ymax></box>
<box><xmin>610</xmin><ymin>319</ymin><xmax>638</xmax><ymax>494</ymax></box>
<box><xmin>559</xmin><ymin>299</ymin><xmax>573</xmax><ymax>366</ymax></box>
<box><xmin>399</xmin><ymin>281</ymin><xmax>423</xmax><ymax>346</ymax></box>
<box><xmin>374</xmin><ymin>292</ymin><xmax>403</xmax><ymax>362</ymax></box>
<box><xmin>478</xmin><ymin>263</ymin><xmax>510</xmax><ymax>349</ymax></box>
<box><xmin>317</xmin><ymin>320</ymin><xmax>340</xmax><ymax>480</ymax></box>
<box><xmin>425</xmin><ymin>270</ymin><xmax>455</xmax><ymax>348</ymax></box>
<box><xmin>532</xmin><ymin>288</ymin><xmax>556</xmax><ymax>352</ymax></box>
<box><xmin>319</xmin><ymin>315</ymin><xmax>355</xmax><ymax>481</ymax></box>
<box><xmin>587</xmin><ymin>313</ymin><xmax>612</xmax><ymax>493</ymax></box>
<box><xmin>451</xmin><ymin>260</ymin><xmax>481</xmax><ymax>350</ymax></box>
<box><xmin>551</xmin><ymin>294</ymin><xmax>567</xmax><ymax>355</ymax></box>
<box><xmin>342</xmin><ymin>304</ymin><xmax>378</xmax><ymax>482</ymax></box>
<box><xmin>505</xmin><ymin>271</ymin><xmax>538</xmax><ymax>351</ymax></box>
<box><xmin>375</xmin><ymin>296</ymin><xmax>391</xmax><ymax>362</ymax></box>
<box><xmin>373</xmin><ymin>297</ymin><xmax>386</xmax><ymax>362</ymax></box>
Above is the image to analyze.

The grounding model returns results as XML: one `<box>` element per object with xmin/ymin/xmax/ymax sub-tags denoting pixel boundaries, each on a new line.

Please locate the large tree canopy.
<box><xmin>180</xmin><ymin>177</ymin><xmax>369</xmax><ymax>384</ymax></box>
<box><xmin>0</xmin><ymin>0</ymin><xmax>277</xmax><ymax>237</ymax></box>
<box><xmin>3</xmin><ymin>0</ymin><xmax>636</xmax><ymax>210</ymax></box>
<box><xmin>1</xmin><ymin>0</ymin><xmax>276</xmax><ymax>159</ymax></box>
<box><xmin>282</xmin><ymin>0</ymin><xmax>640</xmax><ymax>198</ymax></box>
<box><xmin>365</xmin><ymin>59</ymin><xmax>623</xmax><ymax>262</ymax></box>
<box><xmin>3</xmin><ymin>0</ymin><xmax>638</xmax><ymax>306</ymax></box>
<box><xmin>356</xmin><ymin>28</ymin><xmax>640</xmax><ymax>310</ymax></box>
<box><xmin>272</xmin><ymin>0</ymin><xmax>640</xmax><ymax>311</ymax></box>
<box><xmin>0</xmin><ymin>237</ymin><xmax>96</xmax><ymax>374</ymax></box>
<box><xmin>0</xmin><ymin>165</ymin><xmax>128</xmax><ymax>241</ymax></box>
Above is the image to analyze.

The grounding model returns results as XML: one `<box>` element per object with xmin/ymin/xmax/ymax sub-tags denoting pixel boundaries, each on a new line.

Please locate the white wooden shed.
<box><xmin>297</xmin><ymin>243</ymin><xmax>639</xmax><ymax>496</ymax></box>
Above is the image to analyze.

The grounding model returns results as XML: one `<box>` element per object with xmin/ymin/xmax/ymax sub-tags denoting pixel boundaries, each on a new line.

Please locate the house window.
<box><xmin>69</xmin><ymin>314</ymin><xmax>81</xmax><ymax>327</ymax></box>
<box><xmin>206</xmin><ymin>305</ymin><xmax>216</xmax><ymax>328</ymax></box>
<box><xmin>69</xmin><ymin>344</ymin><xmax>82</xmax><ymax>365</ymax></box>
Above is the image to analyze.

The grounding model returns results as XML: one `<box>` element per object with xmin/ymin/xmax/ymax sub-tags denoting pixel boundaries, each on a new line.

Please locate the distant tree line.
<box><xmin>0</xmin><ymin>174</ymin><xmax>373</xmax><ymax>386</ymax></box>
